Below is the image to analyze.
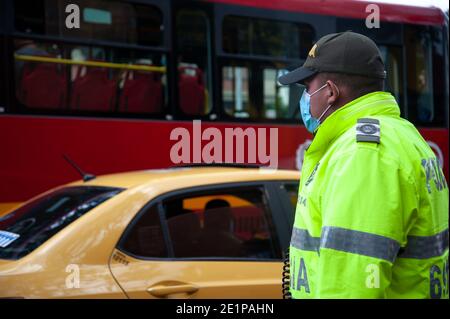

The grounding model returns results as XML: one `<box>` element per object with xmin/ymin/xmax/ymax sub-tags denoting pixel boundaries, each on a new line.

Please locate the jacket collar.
<box><xmin>307</xmin><ymin>91</ymin><xmax>400</xmax><ymax>157</ymax></box>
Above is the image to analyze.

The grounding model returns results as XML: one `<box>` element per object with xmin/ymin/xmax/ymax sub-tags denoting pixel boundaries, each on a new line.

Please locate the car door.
<box><xmin>109</xmin><ymin>182</ymin><xmax>289</xmax><ymax>299</ymax></box>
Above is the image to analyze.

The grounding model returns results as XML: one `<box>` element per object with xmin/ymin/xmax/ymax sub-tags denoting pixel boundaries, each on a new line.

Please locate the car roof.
<box><xmin>67</xmin><ymin>166</ymin><xmax>300</xmax><ymax>189</ymax></box>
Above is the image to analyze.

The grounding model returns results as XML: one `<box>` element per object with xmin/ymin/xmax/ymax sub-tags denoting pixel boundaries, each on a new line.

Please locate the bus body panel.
<box><xmin>0</xmin><ymin>0</ymin><xmax>448</xmax><ymax>209</ymax></box>
<box><xmin>0</xmin><ymin>115</ymin><xmax>447</xmax><ymax>210</ymax></box>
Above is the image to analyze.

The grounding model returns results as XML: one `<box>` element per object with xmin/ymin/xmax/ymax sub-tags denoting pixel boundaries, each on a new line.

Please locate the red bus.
<box><xmin>0</xmin><ymin>0</ymin><xmax>448</xmax><ymax>213</ymax></box>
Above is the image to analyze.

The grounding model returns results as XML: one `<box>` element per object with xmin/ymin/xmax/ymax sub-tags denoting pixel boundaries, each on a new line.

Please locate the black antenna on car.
<box><xmin>63</xmin><ymin>154</ymin><xmax>96</xmax><ymax>182</ymax></box>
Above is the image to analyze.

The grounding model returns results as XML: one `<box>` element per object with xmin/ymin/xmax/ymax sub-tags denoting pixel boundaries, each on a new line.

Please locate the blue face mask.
<box><xmin>299</xmin><ymin>83</ymin><xmax>334</xmax><ymax>133</ymax></box>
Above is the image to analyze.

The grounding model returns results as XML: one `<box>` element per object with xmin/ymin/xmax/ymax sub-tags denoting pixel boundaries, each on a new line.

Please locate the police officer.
<box><xmin>279</xmin><ymin>31</ymin><xmax>449</xmax><ymax>298</ymax></box>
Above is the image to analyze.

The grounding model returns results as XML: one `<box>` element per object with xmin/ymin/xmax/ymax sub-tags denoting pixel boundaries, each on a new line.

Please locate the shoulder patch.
<box><xmin>356</xmin><ymin>118</ymin><xmax>380</xmax><ymax>144</ymax></box>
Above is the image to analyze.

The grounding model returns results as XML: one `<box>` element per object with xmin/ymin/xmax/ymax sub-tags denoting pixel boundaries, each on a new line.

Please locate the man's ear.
<box><xmin>326</xmin><ymin>80</ymin><xmax>340</xmax><ymax>105</ymax></box>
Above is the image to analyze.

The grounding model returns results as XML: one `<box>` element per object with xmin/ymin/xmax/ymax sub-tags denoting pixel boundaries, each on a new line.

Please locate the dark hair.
<box><xmin>317</xmin><ymin>72</ymin><xmax>385</xmax><ymax>100</ymax></box>
<box><xmin>205</xmin><ymin>199</ymin><xmax>230</xmax><ymax>211</ymax></box>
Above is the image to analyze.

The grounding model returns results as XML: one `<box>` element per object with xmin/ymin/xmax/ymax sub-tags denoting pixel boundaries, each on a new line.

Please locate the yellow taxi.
<box><xmin>0</xmin><ymin>167</ymin><xmax>299</xmax><ymax>298</ymax></box>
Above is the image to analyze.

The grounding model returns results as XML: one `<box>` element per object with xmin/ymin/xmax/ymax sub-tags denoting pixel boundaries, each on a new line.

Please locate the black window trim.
<box><xmin>116</xmin><ymin>180</ymin><xmax>297</xmax><ymax>262</ymax></box>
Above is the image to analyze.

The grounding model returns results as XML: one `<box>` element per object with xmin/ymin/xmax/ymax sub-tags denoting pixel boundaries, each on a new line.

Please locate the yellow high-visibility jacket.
<box><xmin>290</xmin><ymin>91</ymin><xmax>448</xmax><ymax>299</ymax></box>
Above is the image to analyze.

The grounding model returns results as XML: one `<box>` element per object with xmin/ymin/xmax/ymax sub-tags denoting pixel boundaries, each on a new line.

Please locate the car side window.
<box><xmin>120</xmin><ymin>203</ymin><xmax>167</xmax><ymax>258</ymax></box>
<box><xmin>162</xmin><ymin>186</ymin><xmax>281</xmax><ymax>260</ymax></box>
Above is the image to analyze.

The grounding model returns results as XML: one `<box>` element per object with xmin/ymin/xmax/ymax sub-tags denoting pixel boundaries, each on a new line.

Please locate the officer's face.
<box><xmin>304</xmin><ymin>75</ymin><xmax>342</xmax><ymax>122</ymax></box>
<box><xmin>304</xmin><ymin>75</ymin><xmax>331</xmax><ymax>119</ymax></box>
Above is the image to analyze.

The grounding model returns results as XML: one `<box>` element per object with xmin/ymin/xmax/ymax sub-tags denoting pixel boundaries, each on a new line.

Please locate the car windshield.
<box><xmin>0</xmin><ymin>186</ymin><xmax>123</xmax><ymax>260</ymax></box>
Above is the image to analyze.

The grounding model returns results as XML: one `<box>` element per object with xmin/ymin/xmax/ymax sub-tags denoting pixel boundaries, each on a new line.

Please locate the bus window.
<box><xmin>379</xmin><ymin>45</ymin><xmax>404</xmax><ymax>115</ymax></box>
<box><xmin>14</xmin><ymin>1</ymin><xmax>45</xmax><ymax>35</ymax></box>
<box><xmin>14</xmin><ymin>40</ymin><xmax>66</xmax><ymax>111</ymax></box>
<box><xmin>221</xmin><ymin>63</ymin><xmax>302</xmax><ymax>120</ymax></box>
<box><xmin>221</xmin><ymin>15</ymin><xmax>312</xmax><ymax>121</ymax></box>
<box><xmin>176</xmin><ymin>10</ymin><xmax>212</xmax><ymax>116</ymax></box>
<box><xmin>222</xmin><ymin>65</ymin><xmax>250</xmax><ymax>118</ymax></box>
<box><xmin>14</xmin><ymin>39</ymin><xmax>167</xmax><ymax>114</ymax></box>
<box><xmin>69</xmin><ymin>46</ymin><xmax>89</xmax><ymax>81</ymax></box>
<box><xmin>263</xmin><ymin>68</ymin><xmax>297</xmax><ymax>119</ymax></box>
<box><xmin>111</xmin><ymin>49</ymin><xmax>167</xmax><ymax>115</ymax></box>
<box><xmin>222</xmin><ymin>16</ymin><xmax>313</xmax><ymax>60</ymax></box>
<box><xmin>13</xmin><ymin>0</ymin><xmax>167</xmax><ymax>116</ymax></box>
<box><xmin>405</xmin><ymin>25</ymin><xmax>439</xmax><ymax>126</ymax></box>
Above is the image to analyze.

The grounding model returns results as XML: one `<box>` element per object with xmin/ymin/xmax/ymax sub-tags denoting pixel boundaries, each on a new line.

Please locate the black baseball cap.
<box><xmin>278</xmin><ymin>31</ymin><xmax>387</xmax><ymax>85</ymax></box>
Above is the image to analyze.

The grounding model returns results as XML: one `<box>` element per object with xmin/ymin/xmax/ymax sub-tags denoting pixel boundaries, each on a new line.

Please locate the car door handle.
<box><xmin>147</xmin><ymin>282</ymin><xmax>199</xmax><ymax>298</ymax></box>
